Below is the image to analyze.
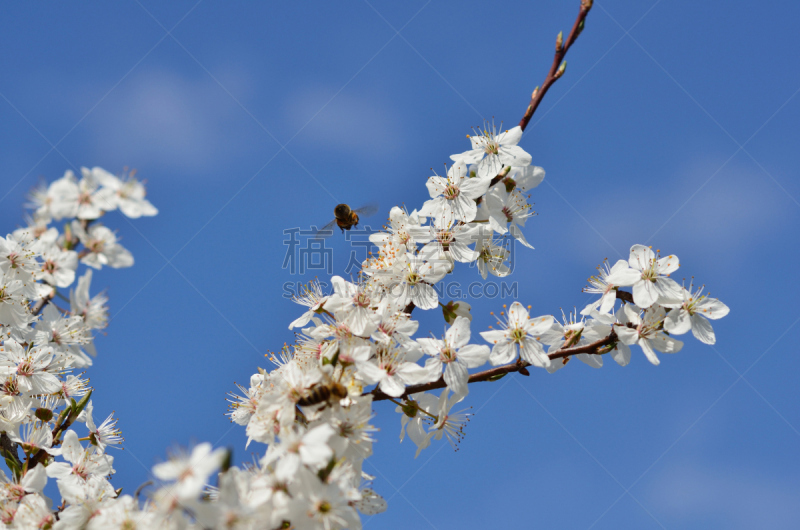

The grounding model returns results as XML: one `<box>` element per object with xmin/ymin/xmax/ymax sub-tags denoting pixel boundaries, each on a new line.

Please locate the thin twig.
<box><xmin>489</xmin><ymin>0</ymin><xmax>593</xmax><ymax>188</ymax></box>
<box><xmin>518</xmin><ymin>0</ymin><xmax>593</xmax><ymax>133</ymax></box>
<box><xmin>370</xmin><ymin>329</ymin><xmax>618</xmax><ymax>401</ymax></box>
<box><xmin>31</xmin><ymin>292</ymin><xmax>54</xmax><ymax>316</ymax></box>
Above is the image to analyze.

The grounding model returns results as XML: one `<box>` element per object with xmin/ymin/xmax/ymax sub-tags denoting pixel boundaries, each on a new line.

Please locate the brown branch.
<box><xmin>370</xmin><ymin>329</ymin><xmax>618</xmax><ymax>401</ymax></box>
<box><xmin>31</xmin><ymin>292</ymin><xmax>54</xmax><ymax>316</ymax></box>
<box><xmin>0</xmin><ymin>433</ymin><xmax>21</xmax><ymax>469</ymax></box>
<box><xmin>616</xmin><ymin>290</ymin><xmax>634</xmax><ymax>304</ymax></box>
<box><xmin>488</xmin><ymin>0</ymin><xmax>593</xmax><ymax>189</ymax></box>
<box><xmin>519</xmin><ymin>0</ymin><xmax>593</xmax><ymax>133</ymax></box>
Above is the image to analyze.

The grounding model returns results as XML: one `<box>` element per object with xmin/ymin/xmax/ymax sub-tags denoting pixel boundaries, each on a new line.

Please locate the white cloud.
<box><xmin>281</xmin><ymin>87</ymin><xmax>405</xmax><ymax>159</ymax></box>
<box><xmin>647</xmin><ymin>462</ymin><xmax>800</xmax><ymax>528</ymax></box>
<box><xmin>83</xmin><ymin>69</ymin><xmax>250</xmax><ymax>173</ymax></box>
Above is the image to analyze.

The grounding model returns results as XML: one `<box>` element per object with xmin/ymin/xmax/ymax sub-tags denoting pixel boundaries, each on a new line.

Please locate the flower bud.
<box><xmin>556</xmin><ymin>60</ymin><xmax>567</xmax><ymax>78</ymax></box>
<box><xmin>35</xmin><ymin>407</ymin><xmax>54</xmax><ymax>423</ymax></box>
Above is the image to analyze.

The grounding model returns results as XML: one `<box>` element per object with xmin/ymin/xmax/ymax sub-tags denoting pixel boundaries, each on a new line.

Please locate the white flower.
<box><xmin>413</xmin><ymin>217</ymin><xmax>480</xmax><ymax>264</ymax></box>
<box><xmin>662</xmin><ymin>283</ymin><xmax>729</xmax><ymax>344</ymax></box>
<box><xmin>33</xmin><ymin>303</ymin><xmax>92</xmax><ymax>361</ymax></box>
<box><xmin>370</xmin><ymin>301</ymin><xmax>419</xmax><ymax>345</ymax></box>
<box><xmin>381</xmin><ymin>253</ymin><xmax>448</xmax><ymax>310</ymax></box>
<box><xmin>474</xmin><ymin>225</ymin><xmax>511</xmax><ymax>279</ymax></box>
<box><xmin>417</xmin><ymin>316</ymin><xmax>489</xmax><ymax>398</ymax></box>
<box><xmin>88</xmin><ymin>167</ymin><xmax>158</xmax><ymax>218</ymax></box>
<box><xmin>615</xmin><ymin>304</ymin><xmax>683</xmax><ymax>365</ymax></box>
<box><xmin>624</xmin><ymin>245</ymin><xmax>681</xmax><ymax>308</ymax></box>
<box><xmin>46</xmin><ymin>430</ymin><xmax>115</xmax><ymax>504</ymax></box>
<box><xmin>324</xmin><ymin>277</ymin><xmax>379</xmax><ymax>337</ymax></box>
<box><xmin>369</xmin><ymin>206</ymin><xmax>424</xmax><ymax>252</ymax></box>
<box><xmin>396</xmin><ymin>392</ymin><xmax>438</xmax><ymax>451</ymax></box>
<box><xmin>581</xmin><ymin>259</ymin><xmax>641</xmax><ymax>315</ymax></box>
<box><xmin>36</xmin><ymin>244</ymin><xmax>78</xmax><ymax>288</ymax></box>
<box><xmin>0</xmin><ymin>464</ymin><xmax>46</xmax><ymax>504</ymax></box>
<box><xmin>265</xmin><ymin>424</ymin><xmax>335</xmax><ymax>480</ymax></box>
<box><xmin>152</xmin><ymin>442</ymin><xmax>227</xmax><ymax>500</ymax></box>
<box><xmin>418</xmin><ymin>162</ymin><xmax>489</xmax><ymax>225</ymax></box>
<box><xmin>288</xmin><ymin>475</ymin><xmax>361</xmax><ymax>530</ymax></box>
<box><xmin>354</xmin><ymin>488</ymin><xmax>388</xmax><ymax>516</ymax></box>
<box><xmin>8</xmin><ymin>422</ymin><xmax>58</xmax><ymax>456</ymax></box>
<box><xmin>540</xmin><ymin>310</ymin><xmax>610</xmax><ymax>370</ymax></box>
<box><xmin>483</xmin><ymin>187</ymin><xmax>535</xmax><ymax>248</ymax></box>
<box><xmin>70</xmin><ymin>269</ymin><xmax>108</xmax><ymax>331</ymax></box>
<box><xmin>0</xmin><ymin>340</ymin><xmax>61</xmax><ymax>394</ymax></box>
<box><xmin>508</xmin><ymin>164</ymin><xmax>545</xmax><ymax>192</ymax></box>
<box><xmin>480</xmin><ymin>302</ymin><xmax>554</xmax><ymax>368</ymax></box>
<box><xmin>49</xmin><ymin>169</ymin><xmax>108</xmax><ymax>220</ymax></box>
<box><xmin>326</xmin><ymin>397</ymin><xmax>377</xmax><ymax>461</ymax></box>
<box><xmin>451</xmin><ymin>124</ymin><xmax>532</xmax><ymax>179</ymax></box>
<box><xmin>420</xmin><ymin>389</ymin><xmax>472</xmax><ymax>455</ymax></box>
<box><xmin>356</xmin><ymin>343</ymin><xmax>435</xmax><ymax>398</ymax></box>
<box><xmin>79</xmin><ymin>401</ymin><xmax>123</xmax><ymax>452</ymax></box>
<box><xmin>288</xmin><ymin>279</ymin><xmax>332</xmax><ymax>330</ymax></box>
<box><xmin>10</xmin><ymin>491</ymin><xmax>55</xmax><ymax>529</ymax></box>
<box><xmin>73</xmin><ymin>222</ymin><xmax>133</xmax><ymax>269</ymax></box>
<box><xmin>0</xmin><ymin>234</ymin><xmax>40</xmax><ymax>281</ymax></box>
<box><xmin>0</xmin><ymin>273</ymin><xmax>35</xmax><ymax>328</ymax></box>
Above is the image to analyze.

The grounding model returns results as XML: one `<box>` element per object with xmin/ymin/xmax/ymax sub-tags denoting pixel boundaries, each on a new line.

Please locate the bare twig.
<box><xmin>518</xmin><ymin>0</ymin><xmax>593</xmax><ymax>133</ymax></box>
<box><xmin>31</xmin><ymin>292</ymin><xmax>54</xmax><ymax>316</ymax></box>
<box><xmin>489</xmin><ymin>0</ymin><xmax>593</xmax><ymax>188</ymax></box>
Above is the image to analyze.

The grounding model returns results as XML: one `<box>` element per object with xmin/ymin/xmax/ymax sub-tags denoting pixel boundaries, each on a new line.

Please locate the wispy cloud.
<box><xmin>647</xmin><ymin>462</ymin><xmax>800</xmax><ymax>528</ymax></box>
<box><xmin>281</xmin><ymin>87</ymin><xmax>405</xmax><ymax>159</ymax></box>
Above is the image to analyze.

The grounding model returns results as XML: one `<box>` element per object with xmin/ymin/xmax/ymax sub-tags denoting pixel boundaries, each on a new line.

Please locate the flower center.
<box><xmin>354</xmin><ymin>292</ymin><xmax>370</xmax><ymax>308</ymax></box>
<box><xmin>17</xmin><ymin>360</ymin><xmax>33</xmax><ymax>378</ymax></box>
<box><xmin>443</xmin><ymin>184</ymin><xmax>461</xmax><ymax>200</ymax></box>
<box><xmin>440</xmin><ymin>346</ymin><xmax>457</xmax><ymax>363</ymax></box>
<box><xmin>89</xmin><ymin>239</ymin><xmax>105</xmax><ymax>253</ymax></box>
<box><xmin>511</xmin><ymin>327</ymin><xmax>526</xmax><ymax>344</ymax></box>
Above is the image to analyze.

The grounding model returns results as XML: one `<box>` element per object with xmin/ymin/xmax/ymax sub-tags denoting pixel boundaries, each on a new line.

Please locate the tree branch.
<box><xmin>616</xmin><ymin>290</ymin><xmax>634</xmax><ymax>304</ymax></box>
<box><xmin>489</xmin><ymin>0</ymin><xmax>593</xmax><ymax>189</ymax></box>
<box><xmin>518</xmin><ymin>0</ymin><xmax>593</xmax><ymax>133</ymax></box>
<box><xmin>370</xmin><ymin>329</ymin><xmax>618</xmax><ymax>401</ymax></box>
<box><xmin>31</xmin><ymin>292</ymin><xmax>54</xmax><ymax>316</ymax></box>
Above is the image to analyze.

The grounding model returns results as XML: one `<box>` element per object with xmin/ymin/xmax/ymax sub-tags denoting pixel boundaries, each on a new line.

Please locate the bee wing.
<box><xmin>354</xmin><ymin>488</ymin><xmax>387</xmax><ymax>515</ymax></box>
<box><xmin>353</xmin><ymin>202</ymin><xmax>380</xmax><ymax>218</ymax></box>
<box><xmin>312</xmin><ymin>219</ymin><xmax>338</xmax><ymax>240</ymax></box>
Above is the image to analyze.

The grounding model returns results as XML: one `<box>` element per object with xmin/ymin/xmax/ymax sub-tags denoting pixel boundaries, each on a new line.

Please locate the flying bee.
<box><xmin>313</xmin><ymin>203</ymin><xmax>379</xmax><ymax>239</ymax></box>
<box><xmin>296</xmin><ymin>378</ymin><xmax>349</xmax><ymax>407</ymax></box>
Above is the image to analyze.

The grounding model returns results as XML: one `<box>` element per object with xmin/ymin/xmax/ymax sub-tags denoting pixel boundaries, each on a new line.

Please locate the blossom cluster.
<box><xmin>0</xmin><ymin>123</ymin><xmax>729</xmax><ymax>529</ymax></box>
<box><xmin>0</xmin><ymin>167</ymin><xmax>155</xmax><ymax>528</ymax></box>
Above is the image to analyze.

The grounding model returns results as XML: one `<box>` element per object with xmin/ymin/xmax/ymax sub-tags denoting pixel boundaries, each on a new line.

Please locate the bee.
<box><xmin>297</xmin><ymin>378</ymin><xmax>349</xmax><ymax>407</ymax></box>
<box><xmin>313</xmin><ymin>203</ymin><xmax>379</xmax><ymax>239</ymax></box>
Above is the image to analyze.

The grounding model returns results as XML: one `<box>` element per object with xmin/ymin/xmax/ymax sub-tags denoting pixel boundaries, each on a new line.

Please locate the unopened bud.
<box><xmin>35</xmin><ymin>407</ymin><xmax>53</xmax><ymax>422</ymax></box>
<box><xmin>442</xmin><ymin>301</ymin><xmax>472</xmax><ymax>325</ymax></box>
<box><xmin>556</xmin><ymin>60</ymin><xmax>567</xmax><ymax>78</ymax></box>
<box><xmin>582</xmin><ymin>0</ymin><xmax>593</xmax><ymax>10</ymax></box>
<box><xmin>220</xmin><ymin>447</ymin><xmax>233</xmax><ymax>472</ymax></box>
<box><xmin>596</xmin><ymin>343</ymin><xmax>617</xmax><ymax>355</ymax></box>
<box><xmin>556</xmin><ymin>31</ymin><xmax>563</xmax><ymax>51</ymax></box>
<box><xmin>532</xmin><ymin>86</ymin><xmax>540</xmax><ymax>99</ymax></box>
<box><xmin>401</xmin><ymin>401</ymin><xmax>418</xmax><ymax>418</ymax></box>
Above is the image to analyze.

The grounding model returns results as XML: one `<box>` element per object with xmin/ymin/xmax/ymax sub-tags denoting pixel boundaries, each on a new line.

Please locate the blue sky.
<box><xmin>2</xmin><ymin>0</ymin><xmax>799</xmax><ymax>527</ymax></box>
